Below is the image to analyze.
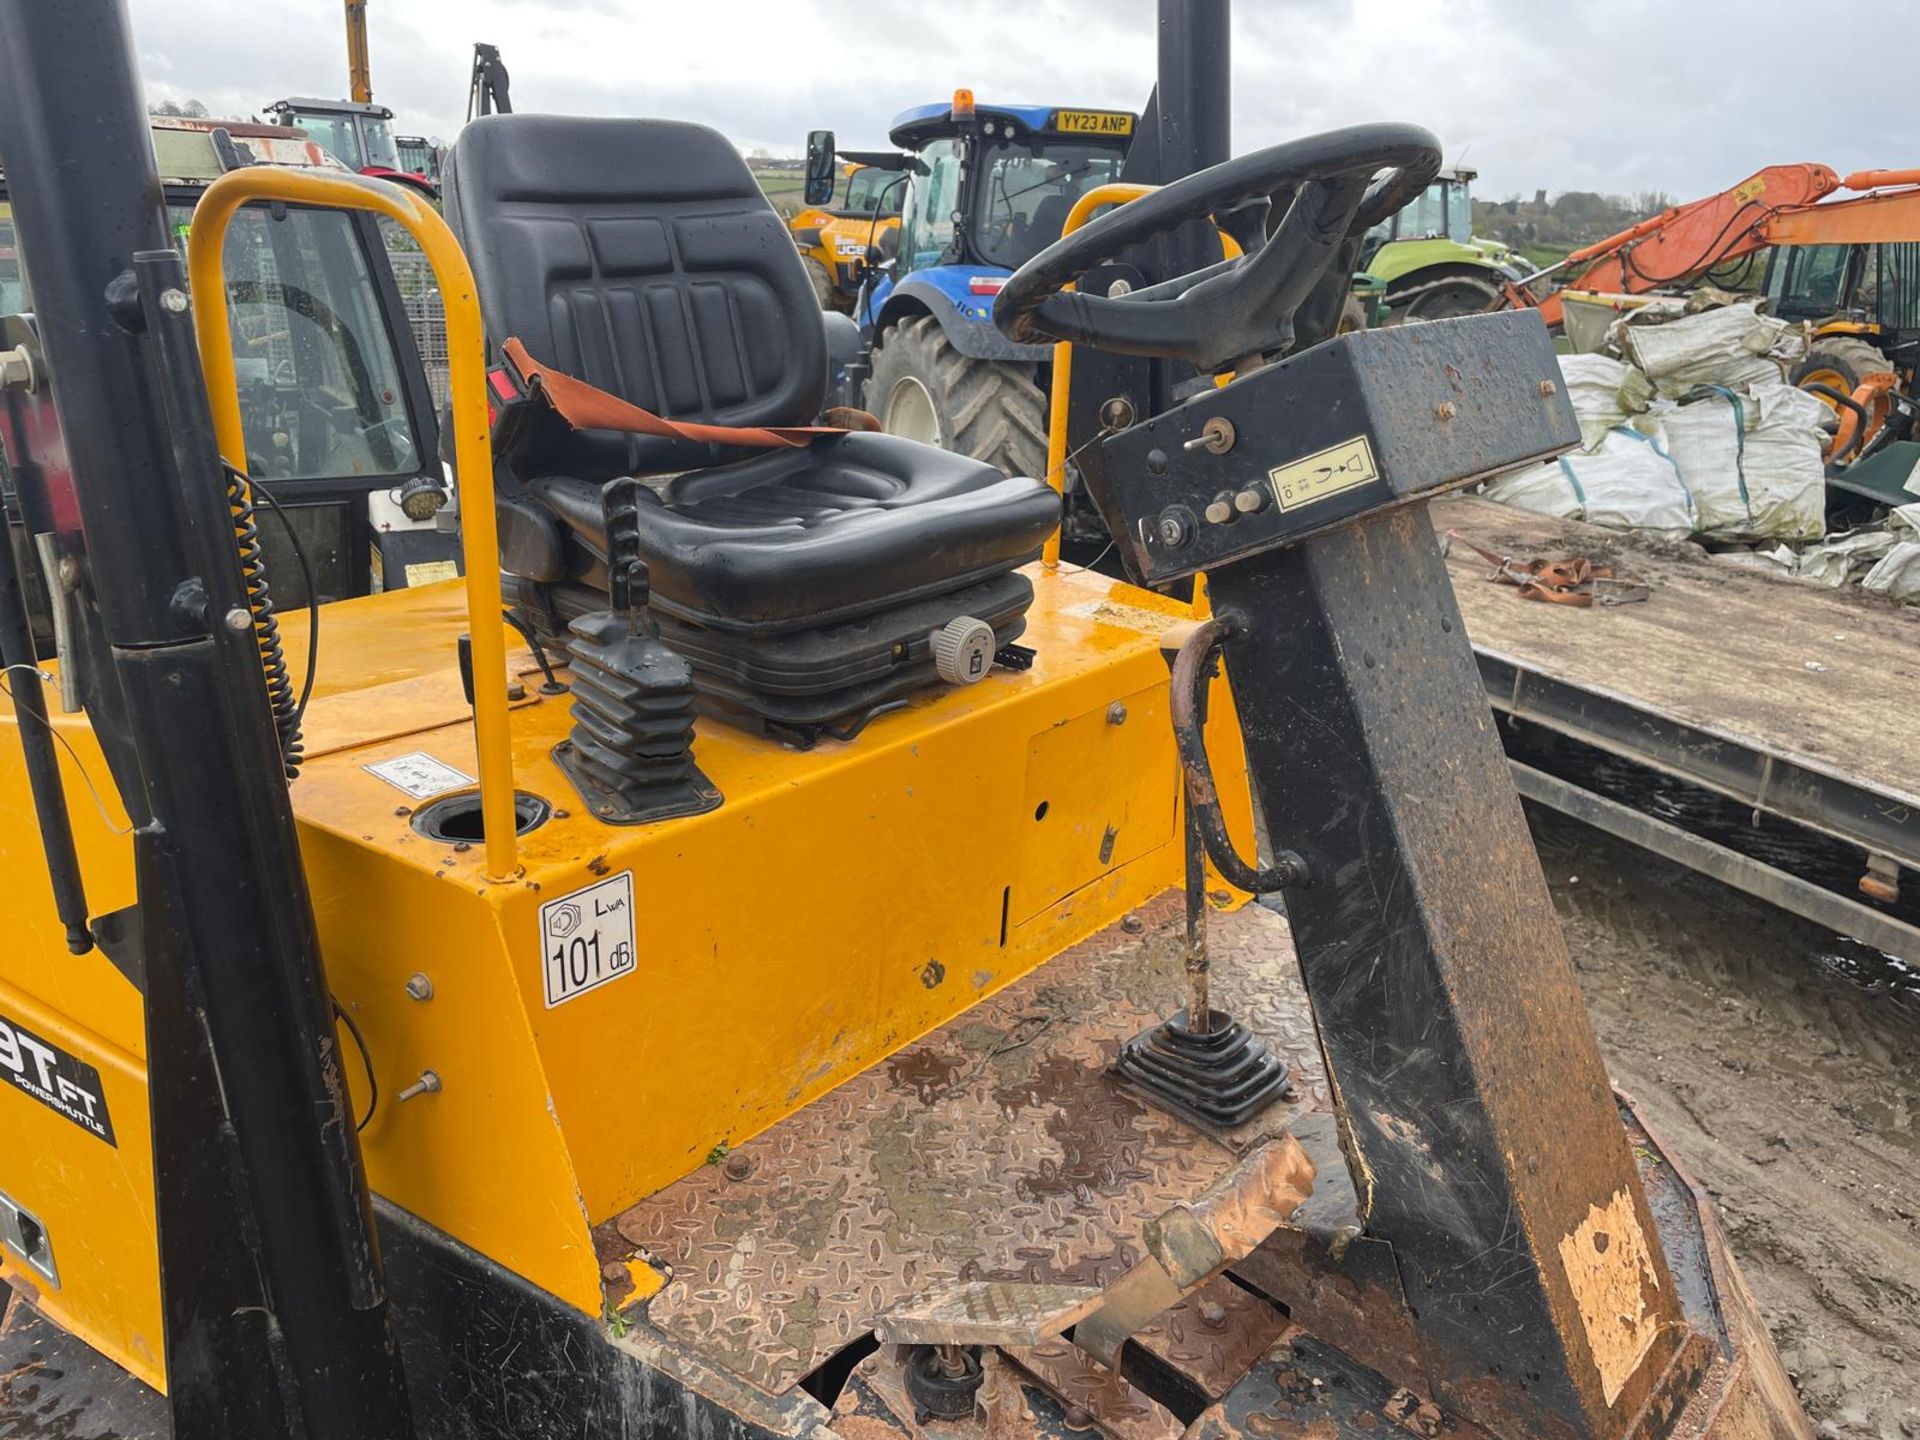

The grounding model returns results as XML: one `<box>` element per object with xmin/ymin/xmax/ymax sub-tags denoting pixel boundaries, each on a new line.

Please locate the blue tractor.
<box><xmin>806</xmin><ymin>93</ymin><xmax>1138</xmax><ymax>480</ymax></box>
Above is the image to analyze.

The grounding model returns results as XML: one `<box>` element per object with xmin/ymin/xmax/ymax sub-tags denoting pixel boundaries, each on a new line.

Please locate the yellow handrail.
<box><xmin>1045</xmin><ymin>183</ymin><xmax>1239</xmax><ymax>618</ymax></box>
<box><xmin>1041</xmin><ymin>184</ymin><xmax>1158</xmax><ymax>569</ymax></box>
<box><xmin>187</xmin><ymin>169</ymin><xmax>522</xmax><ymax>881</ymax></box>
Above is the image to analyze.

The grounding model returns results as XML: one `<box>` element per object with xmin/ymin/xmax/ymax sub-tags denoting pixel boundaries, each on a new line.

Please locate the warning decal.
<box><xmin>541</xmin><ymin>872</ymin><xmax>637</xmax><ymax>1008</ymax></box>
<box><xmin>0</xmin><ymin>1009</ymin><xmax>117</xmax><ymax>1146</ymax></box>
<box><xmin>1267</xmin><ymin>434</ymin><xmax>1380</xmax><ymax>513</ymax></box>
<box><xmin>364</xmin><ymin>751</ymin><xmax>476</xmax><ymax>800</ymax></box>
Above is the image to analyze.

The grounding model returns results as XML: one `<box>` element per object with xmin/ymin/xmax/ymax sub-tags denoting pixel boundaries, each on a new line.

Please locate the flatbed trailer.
<box><xmin>1434</xmin><ymin>493</ymin><xmax>1920</xmax><ymax>959</ymax></box>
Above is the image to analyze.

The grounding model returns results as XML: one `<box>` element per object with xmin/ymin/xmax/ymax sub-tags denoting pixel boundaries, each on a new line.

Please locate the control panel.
<box><xmin>1086</xmin><ymin>311</ymin><xmax>1580</xmax><ymax>586</ymax></box>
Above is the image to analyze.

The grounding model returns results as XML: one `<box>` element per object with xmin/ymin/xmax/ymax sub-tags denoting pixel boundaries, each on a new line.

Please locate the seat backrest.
<box><xmin>1029</xmin><ymin>193</ymin><xmax>1073</xmax><ymax>246</ymax></box>
<box><xmin>443</xmin><ymin>115</ymin><xmax>827</xmax><ymax>478</ymax></box>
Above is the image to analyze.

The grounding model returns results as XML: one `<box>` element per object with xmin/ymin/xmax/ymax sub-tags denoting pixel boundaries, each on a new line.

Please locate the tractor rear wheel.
<box><xmin>1389</xmin><ymin>274</ymin><xmax>1502</xmax><ymax>324</ymax></box>
<box><xmin>865</xmin><ymin>315</ymin><xmax>1049</xmax><ymax>479</ymax></box>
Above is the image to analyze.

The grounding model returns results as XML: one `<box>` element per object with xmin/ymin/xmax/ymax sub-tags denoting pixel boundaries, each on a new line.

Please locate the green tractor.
<box><xmin>1360</xmin><ymin>166</ymin><xmax>1522</xmax><ymax>321</ymax></box>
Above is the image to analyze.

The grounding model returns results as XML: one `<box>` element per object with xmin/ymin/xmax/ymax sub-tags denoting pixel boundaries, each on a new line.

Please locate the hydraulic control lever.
<box><xmin>996</xmin><ymin>128</ymin><xmax>1704</xmax><ymax>1440</ymax></box>
<box><xmin>1112</xmin><ymin>620</ymin><xmax>1304</xmax><ymax>1127</ymax></box>
<box><xmin>550</xmin><ymin>478</ymin><xmax>722</xmax><ymax>827</ymax></box>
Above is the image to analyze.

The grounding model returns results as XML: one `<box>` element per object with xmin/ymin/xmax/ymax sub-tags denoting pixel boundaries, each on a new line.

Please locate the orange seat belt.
<box><xmin>502</xmin><ymin>337</ymin><xmax>877</xmax><ymax>449</ymax></box>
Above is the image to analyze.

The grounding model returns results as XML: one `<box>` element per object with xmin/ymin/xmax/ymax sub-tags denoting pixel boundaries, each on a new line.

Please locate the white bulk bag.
<box><xmin>1615</xmin><ymin>298</ymin><xmax>1793</xmax><ymax>397</ymax></box>
<box><xmin>1643</xmin><ymin>382</ymin><xmax>1826</xmax><ymax>541</ymax></box>
<box><xmin>1558</xmin><ymin>352</ymin><xmax>1654</xmax><ymax>452</ymax></box>
<box><xmin>1483</xmin><ymin>424</ymin><xmax>1696</xmax><ymax>537</ymax></box>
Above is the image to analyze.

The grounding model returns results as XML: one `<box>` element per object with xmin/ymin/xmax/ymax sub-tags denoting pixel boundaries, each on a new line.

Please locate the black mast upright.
<box><xmin>1066</xmin><ymin>0</ymin><xmax>1236</xmax><ymax>493</ymax></box>
<box><xmin>0</xmin><ymin>2</ymin><xmax>414</xmax><ymax>1435</ymax></box>
<box><xmin>1154</xmin><ymin>0</ymin><xmax>1231</xmax><ymax>183</ymax></box>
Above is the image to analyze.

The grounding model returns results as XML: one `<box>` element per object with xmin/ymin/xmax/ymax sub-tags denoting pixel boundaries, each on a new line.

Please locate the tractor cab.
<box><xmin>395</xmin><ymin>135</ymin><xmax>444</xmax><ymax>186</ymax></box>
<box><xmin>1763</xmin><ymin>237</ymin><xmax>1920</xmax><ymax>511</ymax></box>
<box><xmin>862</xmin><ymin>95</ymin><xmax>1134</xmax><ymax>329</ymax></box>
<box><xmin>1359</xmin><ymin>165</ymin><xmax>1523</xmax><ymax>321</ymax></box>
<box><xmin>1375</xmin><ymin>166</ymin><xmax>1475</xmax><ymax>245</ymax></box>
<box><xmin>265</xmin><ymin>97</ymin><xmax>438</xmax><ymax>197</ymax></box>
<box><xmin>814</xmin><ymin>95</ymin><xmax>1134</xmax><ymax>482</ymax></box>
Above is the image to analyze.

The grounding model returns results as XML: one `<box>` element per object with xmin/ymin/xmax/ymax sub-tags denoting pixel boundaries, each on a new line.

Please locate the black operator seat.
<box><xmin>441</xmin><ymin>115</ymin><xmax>1060</xmax><ymax>733</ymax></box>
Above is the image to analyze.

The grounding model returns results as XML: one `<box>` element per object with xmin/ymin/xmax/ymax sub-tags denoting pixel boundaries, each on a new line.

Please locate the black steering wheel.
<box><xmin>993</xmin><ymin>123</ymin><xmax>1441</xmax><ymax>374</ymax></box>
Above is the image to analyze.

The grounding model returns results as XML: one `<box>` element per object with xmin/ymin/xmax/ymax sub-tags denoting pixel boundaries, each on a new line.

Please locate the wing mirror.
<box><xmin>804</xmin><ymin>129</ymin><xmax>836</xmax><ymax>207</ymax></box>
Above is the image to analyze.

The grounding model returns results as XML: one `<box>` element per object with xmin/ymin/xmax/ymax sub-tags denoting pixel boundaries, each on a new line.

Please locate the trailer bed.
<box><xmin>1433</xmin><ymin>493</ymin><xmax>1920</xmax><ymax>954</ymax></box>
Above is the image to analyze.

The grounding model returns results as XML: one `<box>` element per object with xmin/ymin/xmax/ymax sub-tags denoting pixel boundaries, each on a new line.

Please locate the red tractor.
<box><xmin>264</xmin><ymin>97</ymin><xmax>437</xmax><ymax>198</ymax></box>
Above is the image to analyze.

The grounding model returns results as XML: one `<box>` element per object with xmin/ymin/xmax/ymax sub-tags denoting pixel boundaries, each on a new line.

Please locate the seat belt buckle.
<box><xmin>485</xmin><ymin>361</ymin><xmax>542</xmax><ymax>457</ymax></box>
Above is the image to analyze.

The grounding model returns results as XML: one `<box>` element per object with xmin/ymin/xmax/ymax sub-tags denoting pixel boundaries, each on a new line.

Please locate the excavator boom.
<box><xmin>1763</xmin><ymin>178</ymin><xmax>1920</xmax><ymax>246</ymax></box>
<box><xmin>467</xmin><ymin>43</ymin><xmax>511</xmax><ymax>122</ymax></box>
<box><xmin>1531</xmin><ymin>162</ymin><xmax>1842</xmax><ymax>326</ymax></box>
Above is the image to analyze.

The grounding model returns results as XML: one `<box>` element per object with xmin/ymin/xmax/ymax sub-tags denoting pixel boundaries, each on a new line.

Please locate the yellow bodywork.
<box><xmin>0</xmin><ymin>567</ymin><xmax>1255</xmax><ymax>1393</ymax></box>
<box><xmin>0</xmin><ymin>162</ymin><xmax>1256</xmax><ymax>1400</ymax></box>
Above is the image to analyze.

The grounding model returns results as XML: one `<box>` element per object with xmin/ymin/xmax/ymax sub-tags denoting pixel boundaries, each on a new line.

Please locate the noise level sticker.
<box><xmin>1268</xmin><ymin>435</ymin><xmax>1380</xmax><ymax>512</ymax></box>
<box><xmin>0</xmin><ymin>1008</ymin><xmax>116</xmax><ymax>1146</ymax></box>
<box><xmin>541</xmin><ymin>872</ymin><xmax>637</xmax><ymax>1008</ymax></box>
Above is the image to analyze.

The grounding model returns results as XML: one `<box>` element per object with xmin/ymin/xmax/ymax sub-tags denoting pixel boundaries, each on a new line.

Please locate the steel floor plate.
<box><xmin>0</xmin><ymin>1290</ymin><xmax>167</xmax><ymax>1438</ymax></box>
<box><xmin>603</xmin><ymin>893</ymin><xmax>1331</xmax><ymax>1396</ymax></box>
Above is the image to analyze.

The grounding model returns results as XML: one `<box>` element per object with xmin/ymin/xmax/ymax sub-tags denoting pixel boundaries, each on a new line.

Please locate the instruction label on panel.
<box><xmin>364</xmin><ymin>751</ymin><xmax>476</xmax><ymax>800</ymax></box>
<box><xmin>1268</xmin><ymin>435</ymin><xmax>1379</xmax><ymax>512</ymax></box>
<box><xmin>541</xmin><ymin>872</ymin><xmax>637</xmax><ymax>1008</ymax></box>
<box><xmin>0</xmin><ymin>1008</ymin><xmax>117</xmax><ymax>1146</ymax></box>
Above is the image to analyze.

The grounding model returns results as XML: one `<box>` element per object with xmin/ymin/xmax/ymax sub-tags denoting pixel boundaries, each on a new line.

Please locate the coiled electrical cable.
<box><xmin>225</xmin><ymin>463</ymin><xmax>315</xmax><ymax>778</ymax></box>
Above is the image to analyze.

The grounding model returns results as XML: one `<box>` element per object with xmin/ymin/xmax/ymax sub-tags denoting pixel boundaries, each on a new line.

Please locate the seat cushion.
<box><xmin>443</xmin><ymin>115</ymin><xmax>827</xmax><ymax>480</ymax></box>
<box><xmin>528</xmin><ymin>432</ymin><xmax>1060</xmax><ymax>633</ymax></box>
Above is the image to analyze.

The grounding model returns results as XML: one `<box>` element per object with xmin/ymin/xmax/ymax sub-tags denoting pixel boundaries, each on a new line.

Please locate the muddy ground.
<box><xmin>1530</xmin><ymin>807</ymin><xmax>1919</xmax><ymax>1439</ymax></box>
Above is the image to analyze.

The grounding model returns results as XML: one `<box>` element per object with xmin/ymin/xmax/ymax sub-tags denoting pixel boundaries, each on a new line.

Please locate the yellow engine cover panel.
<box><xmin>1016</xmin><ymin>683</ymin><xmax>1175</xmax><ymax>923</ymax></box>
<box><xmin>289</xmin><ymin>566</ymin><xmax>1209</xmax><ymax>1226</ymax></box>
<box><xmin>0</xmin><ymin>561</ymin><xmax>1248</xmax><ymax>1385</ymax></box>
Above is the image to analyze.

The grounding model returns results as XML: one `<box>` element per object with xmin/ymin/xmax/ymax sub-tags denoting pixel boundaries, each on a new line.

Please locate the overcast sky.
<box><xmin>128</xmin><ymin>0</ymin><xmax>1920</xmax><ymax>205</ymax></box>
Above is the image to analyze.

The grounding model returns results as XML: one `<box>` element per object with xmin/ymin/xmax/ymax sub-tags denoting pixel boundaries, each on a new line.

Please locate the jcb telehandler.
<box><xmin>0</xmin><ymin>3</ymin><xmax>1810</xmax><ymax>1440</ymax></box>
<box><xmin>789</xmin><ymin>157</ymin><xmax>905</xmax><ymax>312</ymax></box>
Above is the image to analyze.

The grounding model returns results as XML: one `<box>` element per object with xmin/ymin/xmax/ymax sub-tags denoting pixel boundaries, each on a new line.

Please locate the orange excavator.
<box><xmin>1505</xmin><ymin>164</ymin><xmax>1834</xmax><ymax>325</ymax></box>
<box><xmin>1500</xmin><ymin>163</ymin><xmax>1920</xmax><ymax>472</ymax></box>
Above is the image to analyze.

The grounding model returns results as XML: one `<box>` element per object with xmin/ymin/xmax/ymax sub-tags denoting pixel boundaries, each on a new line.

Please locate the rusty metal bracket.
<box><xmin>877</xmin><ymin>1136</ymin><xmax>1314</xmax><ymax>1370</ymax></box>
<box><xmin>875</xmin><ymin>1284</ymin><xmax>1106</xmax><ymax>1348</ymax></box>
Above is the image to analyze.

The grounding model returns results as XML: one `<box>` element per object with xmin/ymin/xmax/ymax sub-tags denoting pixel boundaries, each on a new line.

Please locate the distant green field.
<box><xmin>752</xmin><ymin>167</ymin><xmax>809</xmax><ymax>218</ymax></box>
<box><xmin>1519</xmin><ymin>243</ymin><xmax>1576</xmax><ymax>269</ymax></box>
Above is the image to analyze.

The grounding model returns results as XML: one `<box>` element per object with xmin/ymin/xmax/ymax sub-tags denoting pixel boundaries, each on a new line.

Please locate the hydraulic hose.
<box><xmin>1168</xmin><ymin>617</ymin><xmax>1309</xmax><ymax>895</ymax></box>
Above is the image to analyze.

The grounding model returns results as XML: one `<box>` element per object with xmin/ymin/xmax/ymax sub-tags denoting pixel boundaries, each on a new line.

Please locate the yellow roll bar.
<box><xmin>187</xmin><ymin>170</ymin><xmax>522</xmax><ymax>881</ymax></box>
<box><xmin>1042</xmin><ymin>184</ymin><xmax>1153</xmax><ymax>570</ymax></box>
<box><xmin>1044</xmin><ymin>183</ymin><xmax>1239</xmax><ymax>617</ymax></box>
